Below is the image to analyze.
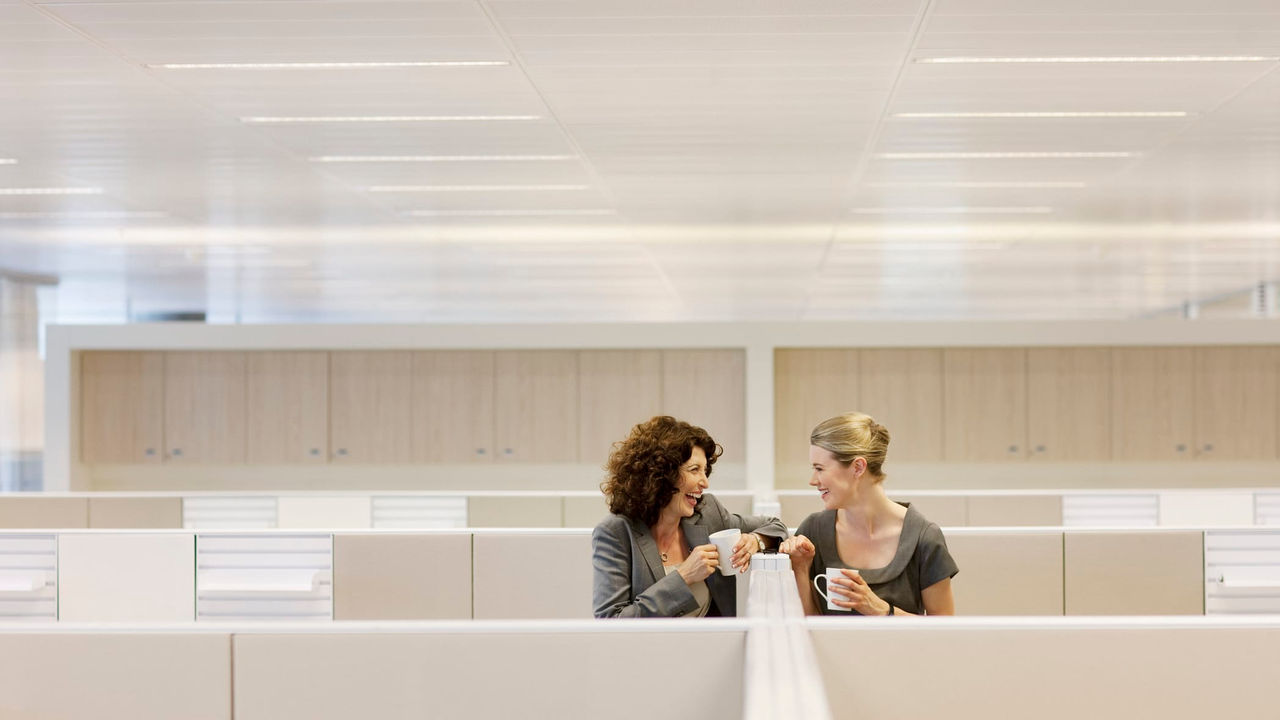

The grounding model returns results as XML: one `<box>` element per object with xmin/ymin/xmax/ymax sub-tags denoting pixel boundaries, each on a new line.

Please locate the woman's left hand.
<box><xmin>730</xmin><ymin>533</ymin><xmax>762</xmax><ymax>572</ymax></box>
<box><xmin>829</xmin><ymin>570</ymin><xmax>892</xmax><ymax>616</ymax></box>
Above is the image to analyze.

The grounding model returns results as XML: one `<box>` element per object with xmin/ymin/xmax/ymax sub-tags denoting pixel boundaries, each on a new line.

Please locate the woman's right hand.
<box><xmin>677</xmin><ymin>544</ymin><xmax>719</xmax><ymax>585</ymax></box>
<box><xmin>779</xmin><ymin>535</ymin><xmax>816</xmax><ymax>569</ymax></box>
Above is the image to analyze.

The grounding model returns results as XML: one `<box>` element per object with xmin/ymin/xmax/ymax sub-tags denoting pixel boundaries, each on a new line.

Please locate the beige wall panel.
<box><xmin>494</xmin><ymin>351</ymin><xmax>579</xmax><ymax>462</ymax></box>
<box><xmin>1111</xmin><ymin>347</ymin><xmax>1195</xmax><ymax>461</ymax></box>
<box><xmin>277</xmin><ymin>496</ymin><xmax>372</xmax><ymax>529</ymax></box>
<box><xmin>80</xmin><ymin>351</ymin><xmax>164</xmax><ymax>464</ymax></box>
<box><xmin>967</xmin><ymin>495</ymin><xmax>1062</xmax><ymax>527</ymax></box>
<box><xmin>1064</xmin><ymin>531</ymin><xmax>1203</xmax><ymax>615</ymax></box>
<box><xmin>164</xmin><ymin>352</ymin><xmax>246</xmax><ymax>464</ymax></box>
<box><xmin>246</xmin><ymin>351</ymin><xmax>328</xmax><ymax>464</ymax></box>
<box><xmin>943</xmin><ymin>348</ymin><xmax>1027</xmax><ymax>462</ymax></box>
<box><xmin>333</xmin><ymin>533</ymin><xmax>472</xmax><ymax>620</ymax></box>
<box><xmin>563</xmin><ymin>494</ymin><xmax>610</xmax><ymax>528</ymax></box>
<box><xmin>59</xmin><ymin>533</ymin><xmax>196</xmax><ymax>621</ymax></box>
<box><xmin>774</xmin><ymin>349</ymin><xmax>859</xmax><ymax>478</ymax></box>
<box><xmin>714</xmin><ymin>491</ymin><xmax>753</xmax><ymax>518</ymax></box>
<box><xmin>0</xmin><ymin>633</ymin><xmax>230</xmax><ymax>720</ymax></box>
<box><xmin>1027</xmin><ymin>348</ymin><xmax>1112</xmax><ymax>461</ymax></box>
<box><xmin>578</xmin><ymin>350</ymin><xmax>662</xmax><ymax>464</ymax></box>
<box><xmin>330</xmin><ymin>351</ymin><xmax>414</xmax><ymax>463</ymax></box>
<box><xmin>891</xmin><ymin>494</ymin><xmax>967</xmax><ymax>527</ymax></box>
<box><xmin>662</xmin><ymin>349</ymin><xmax>746</xmax><ymax>464</ymax></box>
<box><xmin>468</xmin><ymin>495</ymin><xmax>561</xmax><ymax>528</ymax></box>
<box><xmin>0</xmin><ymin>497</ymin><xmax>87</xmax><ymax>528</ymax></box>
<box><xmin>473</xmin><ymin>532</ymin><xmax>591</xmax><ymax>618</ymax></box>
<box><xmin>946</xmin><ymin>532</ymin><xmax>1063</xmax><ymax>615</ymax></box>
<box><xmin>234</xmin><ymin>631</ymin><xmax>743</xmax><ymax>720</ymax></box>
<box><xmin>811</xmin><ymin>625</ymin><xmax>1280</xmax><ymax>720</ymax></box>
<box><xmin>411</xmin><ymin>351</ymin><xmax>494</xmax><ymax>463</ymax></box>
<box><xmin>1194</xmin><ymin>347</ymin><xmax>1279</xmax><ymax>460</ymax></box>
<box><xmin>779</xmin><ymin>492</ymin><xmax>824</xmax><ymax>528</ymax></box>
<box><xmin>88</xmin><ymin>497</ymin><xmax>182</xmax><ymax>528</ymax></box>
<box><xmin>859</xmin><ymin>348</ymin><xmax>945</xmax><ymax>463</ymax></box>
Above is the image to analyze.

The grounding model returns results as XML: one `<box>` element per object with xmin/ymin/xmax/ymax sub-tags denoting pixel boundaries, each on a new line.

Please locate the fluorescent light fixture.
<box><xmin>370</xmin><ymin>184</ymin><xmax>589</xmax><ymax>192</ymax></box>
<box><xmin>311</xmin><ymin>154</ymin><xmax>575</xmax><ymax>163</ymax></box>
<box><xmin>917</xmin><ymin>55</ymin><xmax>1279</xmax><ymax>64</ymax></box>
<box><xmin>851</xmin><ymin>206</ymin><xmax>1054</xmax><ymax>215</ymax></box>
<box><xmin>0</xmin><ymin>159</ymin><xmax>16</xmax><ymax>165</ymax></box>
<box><xmin>893</xmin><ymin>111</ymin><xmax>1188</xmax><ymax>119</ymax></box>
<box><xmin>242</xmin><ymin>115</ymin><xmax>540</xmax><ymax>124</ymax></box>
<box><xmin>149</xmin><ymin>61</ymin><xmax>509</xmax><ymax>69</ymax></box>
<box><xmin>404</xmin><ymin>209</ymin><xmax>615</xmax><ymax>217</ymax></box>
<box><xmin>0</xmin><ymin>211</ymin><xmax>167</xmax><ymax>219</ymax></box>
<box><xmin>866</xmin><ymin>181</ymin><xmax>1086</xmax><ymax>188</ymax></box>
<box><xmin>877</xmin><ymin>151</ymin><xmax>1136</xmax><ymax>159</ymax></box>
<box><xmin>0</xmin><ymin>187</ymin><xmax>103</xmax><ymax>195</ymax></box>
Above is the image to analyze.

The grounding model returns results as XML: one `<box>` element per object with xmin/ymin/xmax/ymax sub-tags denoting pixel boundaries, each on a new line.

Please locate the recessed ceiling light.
<box><xmin>0</xmin><ymin>159</ymin><xmax>16</xmax><ymax>165</ymax></box>
<box><xmin>403</xmin><ymin>209</ymin><xmax>615</xmax><ymax>217</ymax></box>
<box><xmin>916</xmin><ymin>56</ymin><xmax>1279</xmax><ymax>64</ymax></box>
<box><xmin>241</xmin><ymin>115</ymin><xmax>540</xmax><ymax>124</ymax></box>
<box><xmin>892</xmin><ymin>111</ymin><xmax>1189</xmax><ymax>118</ymax></box>
<box><xmin>148</xmin><ymin>61</ymin><xmax>510</xmax><ymax>69</ymax></box>
<box><xmin>865</xmin><ymin>181</ymin><xmax>1086</xmax><ymax>188</ymax></box>
<box><xmin>0</xmin><ymin>187</ymin><xmax>103</xmax><ymax>195</ymax></box>
<box><xmin>877</xmin><ymin>151</ymin><xmax>1136</xmax><ymax>159</ymax></box>
<box><xmin>851</xmin><ymin>206</ymin><xmax>1054</xmax><ymax>214</ymax></box>
<box><xmin>309</xmin><ymin>153</ymin><xmax>576</xmax><ymax>162</ymax></box>
<box><xmin>370</xmin><ymin>184</ymin><xmax>590</xmax><ymax>192</ymax></box>
<box><xmin>0</xmin><ymin>211</ymin><xmax>167</xmax><ymax>219</ymax></box>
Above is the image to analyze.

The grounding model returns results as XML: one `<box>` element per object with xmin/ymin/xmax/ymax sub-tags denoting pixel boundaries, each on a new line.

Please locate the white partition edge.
<box><xmin>744</xmin><ymin>567</ymin><xmax>833</xmax><ymax>720</ymax></box>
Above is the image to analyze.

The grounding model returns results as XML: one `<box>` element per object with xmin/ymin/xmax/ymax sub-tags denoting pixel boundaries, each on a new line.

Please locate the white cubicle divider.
<box><xmin>472</xmin><ymin>530</ymin><xmax>592</xmax><ymax>619</ymax></box>
<box><xmin>744</xmin><ymin>562</ymin><xmax>833</xmax><ymax>720</ymax></box>
<box><xmin>58</xmin><ymin>532</ymin><xmax>195</xmax><ymax>622</ymax></box>
<box><xmin>1255</xmin><ymin>492</ymin><xmax>1280</xmax><ymax>525</ymax></box>
<box><xmin>370</xmin><ymin>495</ymin><xmax>468</xmax><ymax>529</ymax></box>
<box><xmin>0</xmin><ymin>534</ymin><xmax>57</xmax><ymax>621</ymax></box>
<box><xmin>1061</xmin><ymin>493</ymin><xmax>1159</xmax><ymax>527</ymax></box>
<box><xmin>277</xmin><ymin>496</ymin><xmax>372</xmax><ymax>529</ymax></box>
<box><xmin>1159</xmin><ymin>490</ymin><xmax>1255</xmax><ymax>527</ymax></box>
<box><xmin>1205</xmin><ymin>529</ymin><xmax>1280</xmax><ymax>614</ymax></box>
<box><xmin>197</xmin><ymin>534</ymin><xmax>333</xmax><ymax>622</ymax></box>
<box><xmin>183</xmin><ymin>496</ymin><xmax>278</xmax><ymax>529</ymax></box>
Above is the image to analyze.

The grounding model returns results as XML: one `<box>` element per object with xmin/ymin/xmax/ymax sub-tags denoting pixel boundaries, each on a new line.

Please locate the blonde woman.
<box><xmin>780</xmin><ymin>413</ymin><xmax>957</xmax><ymax>616</ymax></box>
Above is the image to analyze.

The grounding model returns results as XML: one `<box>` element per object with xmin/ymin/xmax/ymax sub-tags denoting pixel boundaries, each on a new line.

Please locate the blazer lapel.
<box><xmin>681</xmin><ymin>517</ymin><xmax>710</xmax><ymax>551</ymax></box>
<box><xmin>628</xmin><ymin>516</ymin><xmax>667</xmax><ymax>582</ymax></box>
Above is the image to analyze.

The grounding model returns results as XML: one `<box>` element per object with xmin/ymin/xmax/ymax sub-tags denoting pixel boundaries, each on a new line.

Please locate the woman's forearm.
<box><xmin>792</xmin><ymin>568</ymin><xmax>819</xmax><ymax>616</ymax></box>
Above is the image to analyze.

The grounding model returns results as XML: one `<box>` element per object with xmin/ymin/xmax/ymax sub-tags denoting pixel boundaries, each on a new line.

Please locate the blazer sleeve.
<box><xmin>701</xmin><ymin>494</ymin><xmax>789</xmax><ymax>544</ymax></box>
<box><xmin>592</xmin><ymin>516</ymin><xmax>698</xmax><ymax>619</ymax></box>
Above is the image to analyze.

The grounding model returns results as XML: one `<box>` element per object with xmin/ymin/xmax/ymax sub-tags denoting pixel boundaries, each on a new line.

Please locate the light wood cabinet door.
<box><xmin>246</xmin><ymin>352</ymin><xmax>328</xmax><ymax>464</ymax></box>
<box><xmin>1111</xmin><ymin>348</ymin><xmax>1195</xmax><ymax>461</ymax></box>
<box><xmin>1026</xmin><ymin>348</ymin><xmax>1112</xmax><ymax>461</ymax></box>
<box><xmin>662</xmin><ymin>349</ymin><xmax>746</xmax><ymax>464</ymax></box>
<box><xmin>578</xmin><ymin>350</ymin><xmax>662</xmax><ymax>465</ymax></box>
<box><xmin>1194</xmin><ymin>347</ymin><xmax>1279</xmax><ymax>460</ymax></box>
<box><xmin>80</xmin><ymin>351</ymin><xmax>165</xmax><ymax>464</ymax></box>
<box><xmin>494</xmin><ymin>351</ymin><xmax>579</xmax><ymax>462</ymax></box>
<box><xmin>859</xmin><ymin>348</ymin><xmax>944</xmax><ymax>462</ymax></box>
<box><xmin>329</xmin><ymin>351</ymin><xmax>414</xmax><ymax>463</ymax></box>
<box><xmin>943</xmin><ymin>348</ymin><xmax>1027</xmax><ymax>461</ymax></box>
<box><xmin>774</xmin><ymin>349</ymin><xmax>859</xmax><ymax>475</ymax></box>
<box><xmin>164</xmin><ymin>352</ymin><xmax>246</xmax><ymax>464</ymax></box>
<box><xmin>412</xmin><ymin>351</ymin><xmax>495</xmax><ymax>463</ymax></box>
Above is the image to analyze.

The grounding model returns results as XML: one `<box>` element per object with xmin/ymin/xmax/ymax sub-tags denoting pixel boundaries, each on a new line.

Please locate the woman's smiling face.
<box><xmin>664</xmin><ymin>445</ymin><xmax>709</xmax><ymax>519</ymax></box>
<box><xmin>809</xmin><ymin>445</ymin><xmax>863</xmax><ymax>509</ymax></box>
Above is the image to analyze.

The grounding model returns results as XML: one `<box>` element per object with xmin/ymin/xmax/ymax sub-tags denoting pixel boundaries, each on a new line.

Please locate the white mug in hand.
<box><xmin>708</xmin><ymin>528</ymin><xmax>742</xmax><ymax>576</ymax></box>
<box><xmin>813</xmin><ymin>569</ymin><xmax>859</xmax><ymax>612</ymax></box>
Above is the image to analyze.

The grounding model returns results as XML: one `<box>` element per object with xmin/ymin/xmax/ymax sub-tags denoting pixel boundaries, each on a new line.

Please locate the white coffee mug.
<box><xmin>813</xmin><ymin>569</ymin><xmax>859</xmax><ymax>612</ymax></box>
<box><xmin>708</xmin><ymin>528</ymin><xmax>742</xmax><ymax>576</ymax></box>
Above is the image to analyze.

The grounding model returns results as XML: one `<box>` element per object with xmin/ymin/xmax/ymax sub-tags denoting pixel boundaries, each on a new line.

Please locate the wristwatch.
<box><xmin>751</xmin><ymin>532</ymin><xmax>766</xmax><ymax>553</ymax></box>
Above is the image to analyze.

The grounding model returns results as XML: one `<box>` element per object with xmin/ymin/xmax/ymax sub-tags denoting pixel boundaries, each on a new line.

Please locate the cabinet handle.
<box><xmin>336</xmin><ymin>448</ymin><xmax>348</xmax><ymax>457</ymax></box>
<box><xmin>144</xmin><ymin>448</ymin><xmax>156</xmax><ymax>456</ymax></box>
<box><xmin>476</xmin><ymin>448</ymin><xmax>487</xmax><ymax>455</ymax></box>
<box><xmin>1035</xmin><ymin>445</ymin><xmax>1046</xmax><ymax>453</ymax></box>
<box><xmin>1008</xmin><ymin>445</ymin><xmax>1019</xmax><ymax>453</ymax></box>
<box><xmin>309</xmin><ymin>448</ymin><xmax>320</xmax><ymax>456</ymax></box>
<box><xmin>1176</xmin><ymin>444</ymin><xmax>1187</xmax><ymax>452</ymax></box>
<box><xmin>172</xmin><ymin>448</ymin><xmax>183</xmax><ymax>457</ymax></box>
<box><xmin>504</xmin><ymin>448</ymin><xmax>513</xmax><ymax>455</ymax></box>
<box><xmin>1203</xmin><ymin>444</ymin><xmax>1214</xmax><ymax>452</ymax></box>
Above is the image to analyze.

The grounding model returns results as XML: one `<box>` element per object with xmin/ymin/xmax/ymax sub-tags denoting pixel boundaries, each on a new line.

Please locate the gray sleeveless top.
<box><xmin>797</xmin><ymin>504</ymin><xmax>958</xmax><ymax>615</ymax></box>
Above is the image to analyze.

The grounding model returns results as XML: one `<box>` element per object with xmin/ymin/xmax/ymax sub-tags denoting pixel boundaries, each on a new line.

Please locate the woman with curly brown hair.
<box><xmin>592</xmin><ymin>416</ymin><xmax>788</xmax><ymax>618</ymax></box>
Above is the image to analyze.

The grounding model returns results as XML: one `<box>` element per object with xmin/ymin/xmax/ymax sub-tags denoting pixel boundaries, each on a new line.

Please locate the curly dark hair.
<box><xmin>601</xmin><ymin>416</ymin><xmax>723</xmax><ymax>526</ymax></box>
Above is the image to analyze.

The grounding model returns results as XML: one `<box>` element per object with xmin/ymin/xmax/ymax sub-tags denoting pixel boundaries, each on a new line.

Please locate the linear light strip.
<box><xmin>917</xmin><ymin>55</ymin><xmax>1279</xmax><ymax>64</ymax></box>
<box><xmin>149</xmin><ymin>61</ymin><xmax>509</xmax><ymax>69</ymax></box>
<box><xmin>242</xmin><ymin>115</ymin><xmax>540</xmax><ymax>124</ymax></box>
<box><xmin>877</xmin><ymin>151</ymin><xmax>1136</xmax><ymax>159</ymax></box>
<box><xmin>311</xmin><ymin>155</ymin><xmax>575</xmax><ymax>163</ymax></box>
<box><xmin>893</xmin><ymin>111</ymin><xmax>1188</xmax><ymax>118</ymax></box>
<box><xmin>0</xmin><ymin>187</ymin><xmax>103</xmax><ymax>195</ymax></box>
<box><xmin>865</xmin><ymin>181</ymin><xmax>1086</xmax><ymax>188</ymax></box>
<box><xmin>370</xmin><ymin>185</ymin><xmax>589</xmax><ymax>192</ymax></box>
<box><xmin>0</xmin><ymin>159</ymin><xmax>16</xmax><ymax>165</ymax></box>
<box><xmin>0</xmin><ymin>211</ymin><xmax>166</xmax><ymax>219</ymax></box>
<box><xmin>404</xmin><ymin>209</ymin><xmax>615</xmax><ymax>217</ymax></box>
<box><xmin>851</xmin><ymin>206</ymin><xmax>1054</xmax><ymax>214</ymax></box>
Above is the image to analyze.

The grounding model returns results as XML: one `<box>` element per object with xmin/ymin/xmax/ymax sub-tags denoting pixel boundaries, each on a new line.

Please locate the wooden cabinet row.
<box><xmin>80</xmin><ymin>349</ymin><xmax>745</xmax><ymax>465</ymax></box>
<box><xmin>776</xmin><ymin>346</ymin><xmax>1280</xmax><ymax>468</ymax></box>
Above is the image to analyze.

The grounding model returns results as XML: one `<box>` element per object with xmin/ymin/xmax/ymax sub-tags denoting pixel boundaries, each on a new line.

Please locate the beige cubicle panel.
<box><xmin>946</xmin><ymin>532</ymin><xmax>1064</xmax><ymax>615</ymax></box>
<box><xmin>779</xmin><ymin>493</ymin><xmax>824</xmax><ymax>528</ymax></box>
<box><xmin>234</xmin><ymin>629</ymin><xmax>745</xmax><ymax>720</ymax></box>
<box><xmin>472</xmin><ymin>532</ymin><xmax>591</xmax><ymax>618</ymax></box>
<box><xmin>58</xmin><ymin>533</ymin><xmax>196</xmax><ymax>621</ymax></box>
<box><xmin>1064</xmin><ymin>531</ymin><xmax>1203</xmax><ymax>615</ymax></box>
<box><xmin>0</xmin><ymin>633</ymin><xmax>231</xmax><ymax>720</ymax></box>
<box><xmin>333</xmin><ymin>533</ymin><xmax>472</xmax><ymax>620</ymax></box>
<box><xmin>715</xmin><ymin>492</ymin><xmax>753</xmax><ymax>518</ymax></box>
<box><xmin>967</xmin><ymin>495</ymin><xmax>1062</xmax><ymax>527</ymax></box>
<box><xmin>893</xmin><ymin>494</ymin><xmax>967</xmax><ymax>527</ymax></box>
<box><xmin>0</xmin><ymin>497</ymin><xmax>88</xmax><ymax>528</ymax></box>
<box><xmin>468</xmin><ymin>495</ymin><xmax>561</xmax><ymax>528</ymax></box>
<box><xmin>810</xmin><ymin>623</ymin><xmax>1280</xmax><ymax>720</ymax></box>
<box><xmin>563</xmin><ymin>494</ymin><xmax>609</xmax><ymax>528</ymax></box>
<box><xmin>88</xmin><ymin>497</ymin><xmax>182</xmax><ymax>528</ymax></box>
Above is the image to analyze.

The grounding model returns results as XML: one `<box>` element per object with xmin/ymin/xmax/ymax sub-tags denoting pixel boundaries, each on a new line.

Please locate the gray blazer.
<box><xmin>591</xmin><ymin>493</ymin><xmax>789</xmax><ymax>618</ymax></box>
